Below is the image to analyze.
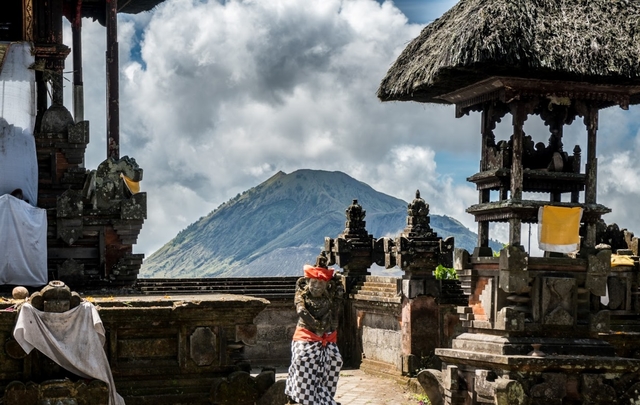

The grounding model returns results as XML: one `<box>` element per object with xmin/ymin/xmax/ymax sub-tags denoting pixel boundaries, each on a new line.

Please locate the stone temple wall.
<box><xmin>244</xmin><ymin>300</ymin><xmax>297</xmax><ymax>367</ymax></box>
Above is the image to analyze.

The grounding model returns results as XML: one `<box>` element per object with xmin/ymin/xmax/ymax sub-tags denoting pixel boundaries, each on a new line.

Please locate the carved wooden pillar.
<box><xmin>23</xmin><ymin>0</ymin><xmax>34</xmax><ymax>41</ymax></box>
<box><xmin>509</xmin><ymin>103</ymin><xmax>525</xmax><ymax>246</ymax></box>
<box><xmin>478</xmin><ymin>107</ymin><xmax>491</xmax><ymax>247</ymax></box>
<box><xmin>106</xmin><ymin>0</ymin><xmax>120</xmax><ymax>159</ymax></box>
<box><xmin>550</xmin><ymin>123</ymin><xmax>564</xmax><ymax>202</ymax></box>
<box><xmin>584</xmin><ymin>105</ymin><xmax>599</xmax><ymax>247</ymax></box>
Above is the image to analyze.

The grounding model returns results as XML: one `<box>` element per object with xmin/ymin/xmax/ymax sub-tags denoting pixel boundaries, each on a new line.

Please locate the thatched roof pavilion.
<box><xmin>74</xmin><ymin>0</ymin><xmax>166</xmax><ymax>24</ymax></box>
<box><xmin>377</xmin><ymin>0</ymin><xmax>640</xmax><ymax>251</ymax></box>
<box><xmin>378</xmin><ymin>0</ymin><xmax>640</xmax><ymax>104</ymax></box>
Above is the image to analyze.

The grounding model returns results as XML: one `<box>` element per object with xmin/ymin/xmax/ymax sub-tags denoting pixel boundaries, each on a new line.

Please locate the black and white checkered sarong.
<box><xmin>284</xmin><ymin>341</ymin><xmax>342</xmax><ymax>405</ymax></box>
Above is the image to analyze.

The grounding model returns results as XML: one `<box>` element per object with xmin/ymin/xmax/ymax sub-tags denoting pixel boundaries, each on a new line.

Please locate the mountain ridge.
<box><xmin>141</xmin><ymin>169</ymin><xmax>501</xmax><ymax>278</ymax></box>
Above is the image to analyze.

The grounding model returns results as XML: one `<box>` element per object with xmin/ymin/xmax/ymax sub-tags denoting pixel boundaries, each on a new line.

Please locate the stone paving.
<box><xmin>276</xmin><ymin>368</ymin><xmax>422</xmax><ymax>405</ymax></box>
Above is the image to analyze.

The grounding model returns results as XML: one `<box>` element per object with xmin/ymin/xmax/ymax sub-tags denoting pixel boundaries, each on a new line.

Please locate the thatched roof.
<box><xmin>378</xmin><ymin>0</ymin><xmax>640</xmax><ymax>104</ymax></box>
<box><xmin>77</xmin><ymin>0</ymin><xmax>166</xmax><ymax>24</ymax></box>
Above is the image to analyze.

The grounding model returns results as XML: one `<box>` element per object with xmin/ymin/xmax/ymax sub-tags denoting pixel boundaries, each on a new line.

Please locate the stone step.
<box><xmin>354</xmin><ymin>285</ymin><xmax>397</xmax><ymax>294</ymax></box>
<box><xmin>352</xmin><ymin>290</ymin><xmax>398</xmax><ymax>298</ymax></box>
<box><xmin>135</xmin><ymin>278</ymin><xmax>298</xmax><ymax>299</ymax></box>
<box><xmin>137</xmin><ymin>277</ymin><xmax>299</xmax><ymax>285</ymax></box>
<box><xmin>351</xmin><ymin>293</ymin><xmax>402</xmax><ymax>304</ymax></box>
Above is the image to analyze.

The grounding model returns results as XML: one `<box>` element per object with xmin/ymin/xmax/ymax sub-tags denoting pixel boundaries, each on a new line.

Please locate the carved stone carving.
<box><xmin>3</xmin><ymin>379</ymin><xmax>108</xmax><ymax>405</ymax></box>
<box><xmin>57</xmin><ymin>189</ymin><xmax>83</xmax><ymax>245</ymax></box>
<box><xmin>57</xmin><ymin>259</ymin><xmax>85</xmax><ymax>286</ymax></box>
<box><xmin>294</xmin><ymin>254</ymin><xmax>344</xmax><ymax>335</ymax></box>
<box><xmin>189</xmin><ymin>327</ymin><xmax>217</xmax><ymax>367</ymax></box>
<box><xmin>29</xmin><ymin>281</ymin><xmax>82</xmax><ymax>313</ymax></box>
<box><xmin>541</xmin><ymin>277</ymin><xmax>576</xmax><ymax>326</ymax></box>
<box><xmin>325</xmin><ymin>199</ymin><xmax>375</xmax><ymax>277</ymax></box>
<box><xmin>89</xmin><ymin>156</ymin><xmax>144</xmax><ymax>210</ymax></box>
<box><xmin>393</xmin><ymin>191</ymin><xmax>448</xmax><ymax>279</ymax></box>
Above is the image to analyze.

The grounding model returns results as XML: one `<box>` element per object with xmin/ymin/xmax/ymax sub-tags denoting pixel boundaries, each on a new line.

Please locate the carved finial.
<box><xmin>344</xmin><ymin>199</ymin><xmax>367</xmax><ymax>236</ymax></box>
<box><xmin>407</xmin><ymin>190</ymin><xmax>429</xmax><ymax>217</ymax></box>
<box><xmin>404</xmin><ymin>189</ymin><xmax>432</xmax><ymax>236</ymax></box>
<box><xmin>346</xmin><ymin>200</ymin><xmax>365</xmax><ymax>222</ymax></box>
<box><xmin>315</xmin><ymin>252</ymin><xmax>329</xmax><ymax>269</ymax></box>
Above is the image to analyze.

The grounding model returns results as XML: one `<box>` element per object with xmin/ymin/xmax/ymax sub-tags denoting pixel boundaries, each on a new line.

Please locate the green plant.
<box><xmin>434</xmin><ymin>264</ymin><xmax>457</xmax><ymax>280</ymax></box>
<box><xmin>413</xmin><ymin>393</ymin><xmax>431</xmax><ymax>404</ymax></box>
<box><xmin>493</xmin><ymin>243</ymin><xmax>509</xmax><ymax>257</ymax></box>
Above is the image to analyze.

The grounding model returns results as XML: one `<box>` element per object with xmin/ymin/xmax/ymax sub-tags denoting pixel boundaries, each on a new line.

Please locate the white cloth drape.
<box><xmin>13</xmin><ymin>302</ymin><xmax>125</xmax><ymax>405</ymax></box>
<box><xmin>0</xmin><ymin>194</ymin><xmax>47</xmax><ymax>286</ymax></box>
<box><xmin>0</xmin><ymin>41</ymin><xmax>38</xmax><ymax>206</ymax></box>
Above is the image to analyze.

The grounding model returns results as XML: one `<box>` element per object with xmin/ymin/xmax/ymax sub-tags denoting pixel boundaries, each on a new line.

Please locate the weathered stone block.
<box><xmin>256</xmin><ymin>379</ymin><xmax>287</xmax><ymax>405</ymax></box>
<box><xmin>211</xmin><ymin>371</ymin><xmax>259</xmax><ymax>405</ymax></box>
<box><xmin>581</xmin><ymin>374</ymin><xmax>616</xmax><ymax>403</ymax></box>
<box><xmin>530</xmin><ymin>373</ymin><xmax>566</xmax><ymax>401</ymax></box>
<box><xmin>417</xmin><ymin>369</ymin><xmax>444</xmax><ymax>405</ymax></box>
<box><xmin>3</xmin><ymin>381</ymin><xmax>38</xmax><ymax>405</ymax></box>
<box><xmin>586</xmin><ymin>250</ymin><xmax>611</xmax><ymax>296</ymax></box>
<box><xmin>68</xmin><ymin>121</ymin><xmax>89</xmax><ymax>144</ymax></box>
<box><xmin>443</xmin><ymin>365</ymin><xmax>459</xmax><ymax>391</ymax></box>
<box><xmin>474</xmin><ymin>369</ymin><xmax>497</xmax><ymax>398</ymax></box>
<box><xmin>589</xmin><ymin>310</ymin><xmax>610</xmax><ymax>333</ymax></box>
<box><xmin>494</xmin><ymin>378</ymin><xmax>526</xmax><ymax>405</ymax></box>
<box><xmin>607</xmin><ymin>276</ymin><xmax>626</xmax><ymax>310</ymax></box>
<box><xmin>236</xmin><ymin>324</ymin><xmax>258</xmax><ymax>345</ymax></box>
<box><xmin>495</xmin><ymin>307</ymin><xmax>524</xmax><ymax>331</ymax></box>
<box><xmin>499</xmin><ymin>245</ymin><xmax>529</xmax><ymax>294</ymax></box>
<box><xmin>402</xmin><ymin>279</ymin><xmax>424</xmax><ymax>299</ymax></box>
<box><xmin>121</xmin><ymin>192</ymin><xmax>147</xmax><ymax>220</ymax></box>
<box><xmin>453</xmin><ymin>248</ymin><xmax>470</xmax><ymax>271</ymax></box>
<box><xmin>57</xmin><ymin>260</ymin><xmax>85</xmax><ymax>287</ymax></box>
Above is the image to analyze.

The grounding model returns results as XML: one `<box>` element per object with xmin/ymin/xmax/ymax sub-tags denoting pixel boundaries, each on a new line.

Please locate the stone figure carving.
<box><xmin>285</xmin><ymin>253</ymin><xmax>344</xmax><ymax>405</ymax></box>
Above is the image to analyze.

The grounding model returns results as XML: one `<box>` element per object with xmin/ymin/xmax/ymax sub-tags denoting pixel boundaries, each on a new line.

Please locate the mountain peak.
<box><xmin>141</xmin><ymin>169</ymin><xmax>497</xmax><ymax>278</ymax></box>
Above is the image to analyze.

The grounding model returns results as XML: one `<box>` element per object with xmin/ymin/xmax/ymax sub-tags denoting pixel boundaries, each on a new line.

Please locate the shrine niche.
<box><xmin>377</xmin><ymin>0</ymin><xmax>640</xmax><ymax>403</ymax></box>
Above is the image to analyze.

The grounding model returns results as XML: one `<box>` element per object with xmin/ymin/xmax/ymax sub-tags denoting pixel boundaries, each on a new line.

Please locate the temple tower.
<box><xmin>1</xmin><ymin>0</ymin><xmax>164</xmax><ymax>288</ymax></box>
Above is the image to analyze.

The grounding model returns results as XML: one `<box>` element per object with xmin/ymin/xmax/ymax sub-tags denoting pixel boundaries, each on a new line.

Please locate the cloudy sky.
<box><xmin>62</xmin><ymin>0</ymin><xmax>640</xmax><ymax>258</ymax></box>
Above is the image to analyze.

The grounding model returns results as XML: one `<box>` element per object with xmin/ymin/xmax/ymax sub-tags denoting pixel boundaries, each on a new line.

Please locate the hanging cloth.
<box><xmin>13</xmin><ymin>302</ymin><xmax>125</xmax><ymax>405</ymax></box>
<box><xmin>538</xmin><ymin>206</ymin><xmax>583</xmax><ymax>253</ymax></box>
<box><xmin>0</xmin><ymin>194</ymin><xmax>47</xmax><ymax>286</ymax></box>
<box><xmin>0</xmin><ymin>42</ymin><xmax>38</xmax><ymax>205</ymax></box>
<box><xmin>120</xmin><ymin>173</ymin><xmax>140</xmax><ymax>194</ymax></box>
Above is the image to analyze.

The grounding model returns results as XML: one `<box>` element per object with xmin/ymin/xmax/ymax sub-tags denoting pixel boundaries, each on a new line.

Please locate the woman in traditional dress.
<box><xmin>285</xmin><ymin>254</ymin><xmax>344</xmax><ymax>405</ymax></box>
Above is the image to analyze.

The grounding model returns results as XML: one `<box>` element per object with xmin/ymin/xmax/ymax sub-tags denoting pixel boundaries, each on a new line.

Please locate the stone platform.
<box><xmin>0</xmin><ymin>292</ymin><xmax>268</xmax><ymax>405</ymax></box>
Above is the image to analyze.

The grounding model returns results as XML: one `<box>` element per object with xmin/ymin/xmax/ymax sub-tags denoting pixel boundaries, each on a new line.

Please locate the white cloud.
<box><xmin>61</xmin><ymin>0</ymin><xmax>640</xmax><ymax>257</ymax></box>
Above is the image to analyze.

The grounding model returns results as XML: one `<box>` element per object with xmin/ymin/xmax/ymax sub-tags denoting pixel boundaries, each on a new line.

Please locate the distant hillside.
<box><xmin>141</xmin><ymin>169</ymin><xmax>501</xmax><ymax>278</ymax></box>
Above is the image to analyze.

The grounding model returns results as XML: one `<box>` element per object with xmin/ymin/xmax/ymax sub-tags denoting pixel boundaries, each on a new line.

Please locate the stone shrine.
<box><xmin>325</xmin><ymin>195</ymin><xmax>466</xmax><ymax>376</ymax></box>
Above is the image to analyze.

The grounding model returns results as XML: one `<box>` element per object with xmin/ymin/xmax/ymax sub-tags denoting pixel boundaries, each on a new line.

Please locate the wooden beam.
<box><xmin>72</xmin><ymin>6</ymin><xmax>84</xmax><ymax>124</ymax></box>
<box><xmin>106</xmin><ymin>0</ymin><xmax>120</xmax><ymax>159</ymax></box>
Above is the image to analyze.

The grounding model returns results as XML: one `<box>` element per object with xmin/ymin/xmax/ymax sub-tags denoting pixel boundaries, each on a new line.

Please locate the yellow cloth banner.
<box><xmin>120</xmin><ymin>173</ymin><xmax>140</xmax><ymax>194</ymax></box>
<box><xmin>611</xmin><ymin>254</ymin><xmax>635</xmax><ymax>267</ymax></box>
<box><xmin>538</xmin><ymin>206</ymin><xmax>582</xmax><ymax>253</ymax></box>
